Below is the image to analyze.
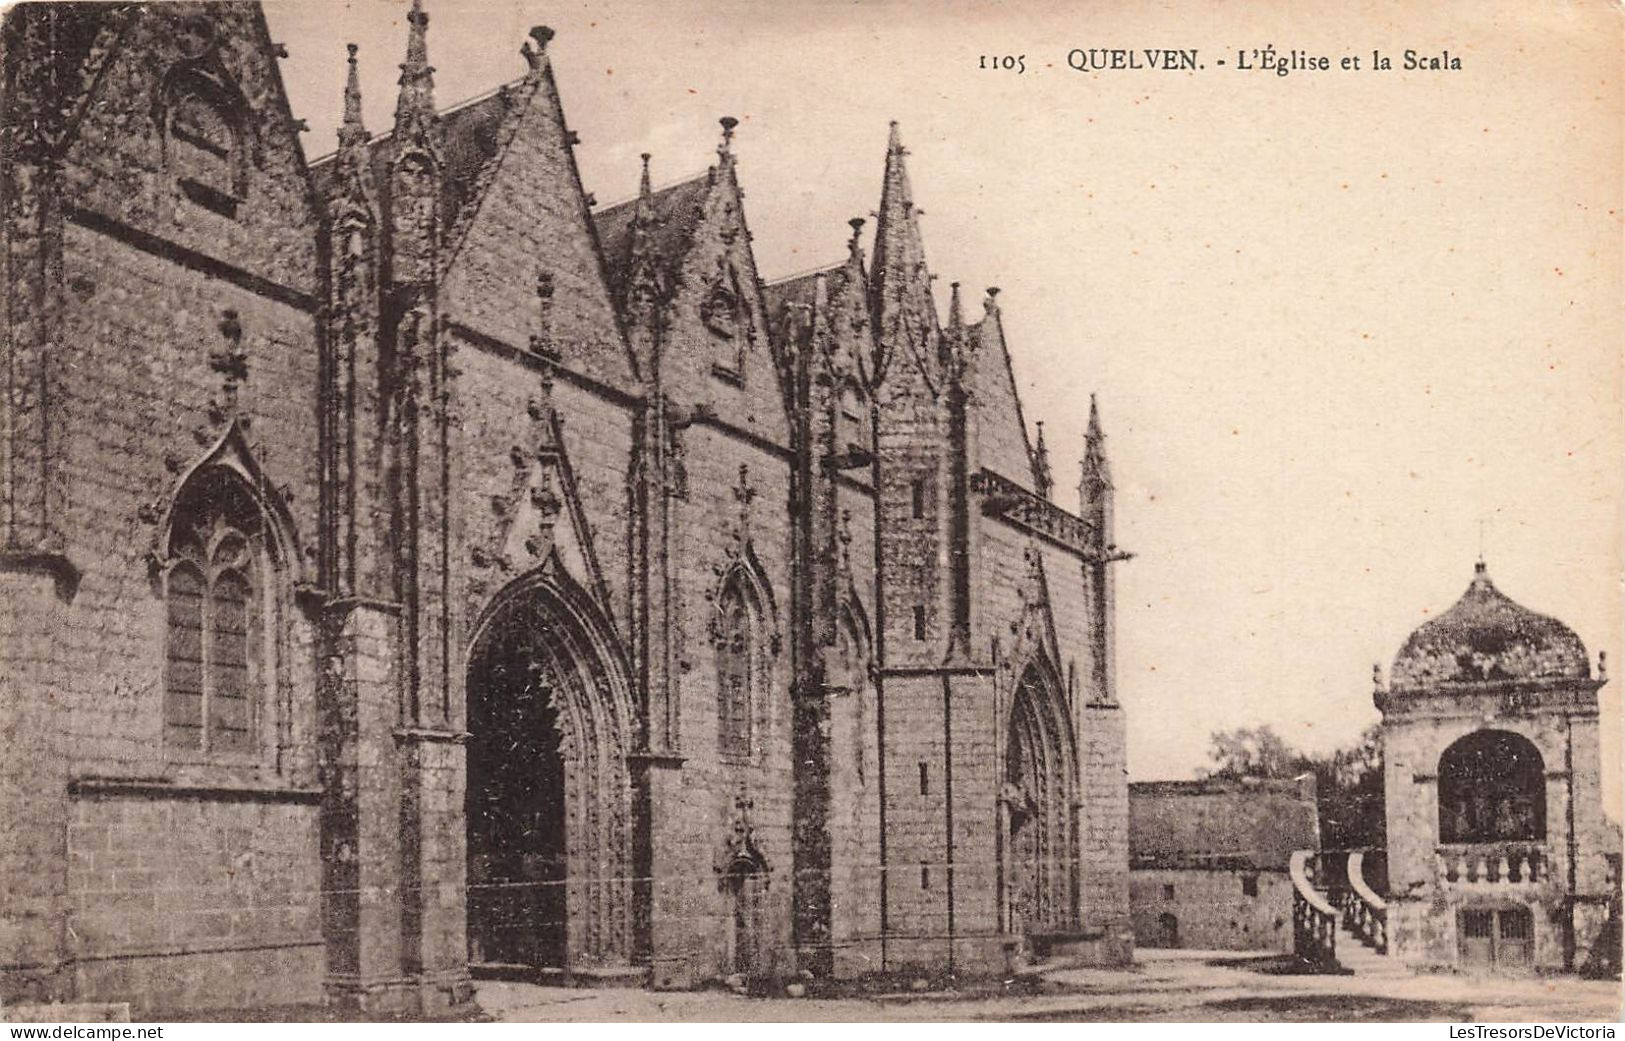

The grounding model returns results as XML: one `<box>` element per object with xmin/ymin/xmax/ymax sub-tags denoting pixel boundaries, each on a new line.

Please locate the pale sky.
<box><xmin>266</xmin><ymin>0</ymin><xmax>1623</xmax><ymax>816</ymax></box>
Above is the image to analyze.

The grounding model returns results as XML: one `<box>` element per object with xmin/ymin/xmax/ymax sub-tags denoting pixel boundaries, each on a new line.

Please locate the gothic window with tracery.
<box><xmin>717</xmin><ymin>578</ymin><xmax>756</xmax><ymax>761</ymax></box>
<box><xmin>163</xmin><ymin>468</ymin><xmax>268</xmax><ymax>756</ymax></box>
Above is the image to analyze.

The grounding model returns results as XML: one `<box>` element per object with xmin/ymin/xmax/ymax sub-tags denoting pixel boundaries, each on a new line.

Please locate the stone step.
<box><xmin>470</xmin><ymin>962</ymin><xmax>648</xmax><ymax>988</ymax></box>
<box><xmin>1333</xmin><ymin>928</ymin><xmax>1409</xmax><ymax>977</ymax></box>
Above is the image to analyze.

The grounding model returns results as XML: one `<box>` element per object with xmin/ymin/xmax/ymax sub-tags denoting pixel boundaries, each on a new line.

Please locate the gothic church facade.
<box><xmin>0</xmin><ymin>2</ymin><xmax>1130</xmax><ymax>1013</ymax></box>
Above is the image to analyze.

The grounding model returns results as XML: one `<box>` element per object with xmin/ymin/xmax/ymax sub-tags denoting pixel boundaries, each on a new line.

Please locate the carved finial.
<box><xmin>209</xmin><ymin>309</ymin><xmax>249</xmax><ymax>413</ymax></box>
<box><xmin>984</xmin><ymin>286</ymin><xmax>1001</xmax><ymax>315</ymax></box>
<box><xmin>522</xmin><ymin>25</ymin><xmax>554</xmax><ymax>70</ymax></box>
<box><xmin>718</xmin><ymin>115</ymin><xmax>738</xmax><ymax>158</ymax></box>
<box><xmin>1599</xmin><ymin>650</ymin><xmax>1608</xmax><ymax>680</ymax></box>
<box><xmin>530</xmin><ymin>270</ymin><xmax>558</xmax><ymax>359</ymax></box>
<box><xmin>218</xmin><ymin>308</ymin><xmax>242</xmax><ymax>344</ymax></box>
<box><xmin>887</xmin><ymin>120</ymin><xmax>903</xmax><ymax>154</ymax></box>
<box><xmin>847</xmin><ymin>217</ymin><xmax>865</xmax><ymax>261</ymax></box>
<box><xmin>946</xmin><ymin>281</ymin><xmax>963</xmax><ymax>331</ymax></box>
<box><xmin>639</xmin><ymin>152</ymin><xmax>652</xmax><ymax>198</ymax></box>
<box><xmin>1372</xmin><ymin>663</ymin><xmax>1384</xmax><ymax>689</ymax></box>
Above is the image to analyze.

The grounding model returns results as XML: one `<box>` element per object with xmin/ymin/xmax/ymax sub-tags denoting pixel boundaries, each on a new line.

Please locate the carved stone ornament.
<box><xmin>714</xmin><ymin>786</ymin><xmax>770</xmax><ymax>885</ymax></box>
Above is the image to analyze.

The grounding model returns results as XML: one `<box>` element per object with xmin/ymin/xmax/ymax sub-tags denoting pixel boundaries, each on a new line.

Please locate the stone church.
<box><xmin>0</xmin><ymin>0</ymin><xmax>1131</xmax><ymax>1014</ymax></box>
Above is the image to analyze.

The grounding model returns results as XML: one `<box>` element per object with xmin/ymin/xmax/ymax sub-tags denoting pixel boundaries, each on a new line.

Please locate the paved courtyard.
<box><xmin>476</xmin><ymin>951</ymin><xmax>1624</xmax><ymax>1023</ymax></box>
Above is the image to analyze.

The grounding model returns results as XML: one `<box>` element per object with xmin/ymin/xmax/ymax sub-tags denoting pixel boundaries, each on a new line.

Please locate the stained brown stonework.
<box><xmin>0</xmin><ymin>1</ymin><xmax>1131</xmax><ymax>1013</ymax></box>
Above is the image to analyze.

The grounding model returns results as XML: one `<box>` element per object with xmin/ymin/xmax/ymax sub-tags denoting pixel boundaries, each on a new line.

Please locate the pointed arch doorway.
<box><xmin>465</xmin><ymin>569</ymin><xmax>635</xmax><ymax>973</ymax></box>
<box><xmin>1002</xmin><ymin>662</ymin><xmax>1079</xmax><ymax>939</ymax></box>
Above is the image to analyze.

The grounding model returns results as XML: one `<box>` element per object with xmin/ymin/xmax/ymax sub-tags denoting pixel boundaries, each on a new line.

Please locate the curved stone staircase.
<box><xmin>1291</xmin><ymin>849</ymin><xmax>1409</xmax><ymax>977</ymax></box>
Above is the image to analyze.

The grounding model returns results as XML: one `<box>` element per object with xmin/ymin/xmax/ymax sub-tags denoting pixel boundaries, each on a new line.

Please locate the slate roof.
<box><xmin>591</xmin><ymin>173</ymin><xmax>713</xmax><ymax>303</ymax></box>
<box><xmin>309</xmin><ymin>81</ymin><xmax>520</xmax><ymax>241</ymax></box>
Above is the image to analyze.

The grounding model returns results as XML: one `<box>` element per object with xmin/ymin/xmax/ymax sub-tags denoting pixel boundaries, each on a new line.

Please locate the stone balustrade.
<box><xmin>1435</xmin><ymin>842</ymin><xmax>1547</xmax><ymax>886</ymax></box>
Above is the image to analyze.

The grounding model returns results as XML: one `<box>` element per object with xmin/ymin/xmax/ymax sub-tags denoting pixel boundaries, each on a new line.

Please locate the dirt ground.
<box><xmin>475</xmin><ymin>950</ymin><xmax>1624</xmax><ymax>1023</ymax></box>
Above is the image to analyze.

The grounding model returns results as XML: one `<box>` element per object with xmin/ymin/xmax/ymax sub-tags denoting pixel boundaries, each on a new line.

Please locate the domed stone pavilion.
<box><xmin>1374</xmin><ymin>562</ymin><xmax>1617</xmax><ymax>974</ymax></box>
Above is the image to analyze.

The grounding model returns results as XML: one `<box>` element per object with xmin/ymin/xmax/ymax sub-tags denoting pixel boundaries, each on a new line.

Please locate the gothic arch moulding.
<box><xmin>146</xmin><ymin>420</ymin><xmax>304</xmax><ymax>768</ymax></box>
<box><xmin>147</xmin><ymin>419</ymin><xmax>306</xmax><ymax>588</ymax></box>
<box><xmin>465</xmin><ymin>550</ymin><xmax>636</xmax><ymax>742</ymax></box>
<box><xmin>706</xmin><ymin>540</ymin><xmax>782</xmax><ymax>658</ymax></box>
<box><xmin>1002</xmin><ymin>652</ymin><xmax>1080</xmax><ymax>936</ymax></box>
<box><xmin>463</xmin><ymin>551</ymin><xmax>638</xmax><ymax>968</ymax></box>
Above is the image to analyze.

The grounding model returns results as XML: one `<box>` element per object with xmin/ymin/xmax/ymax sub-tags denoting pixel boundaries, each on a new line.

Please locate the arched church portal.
<box><xmin>1003</xmin><ymin>662</ymin><xmax>1078</xmax><ymax>938</ymax></box>
<box><xmin>465</xmin><ymin>575</ymin><xmax>633</xmax><ymax>971</ymax></box>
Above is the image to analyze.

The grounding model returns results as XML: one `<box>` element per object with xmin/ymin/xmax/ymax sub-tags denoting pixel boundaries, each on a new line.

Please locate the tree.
<box><xmin>1203</xmin><ymin>723</ymin><xmax>1386</xmax><ymax>850</ymax></box>
<box><xmin>1203</xmin><ymin>724</ymin><xmax>1306</xmax><ymax>780</ymax></box>
<box><xmin>1312</xmin><ymin>724</ymin><xmax>1386</xmax><ymax>850</ymax></box>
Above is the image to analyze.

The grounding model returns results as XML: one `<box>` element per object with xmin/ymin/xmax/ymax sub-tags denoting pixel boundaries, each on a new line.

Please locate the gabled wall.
<box><xmin>2</xmin><ymin>2</ymin><xmax>326</xmax><ymax>1010</ymax></box>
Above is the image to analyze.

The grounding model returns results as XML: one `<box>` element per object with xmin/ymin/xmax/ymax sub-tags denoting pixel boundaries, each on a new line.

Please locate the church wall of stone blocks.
<box><xmin>0</xmin><ymin>1</ymin><xmax>1130</xmax><ymax>1014</ymax></box>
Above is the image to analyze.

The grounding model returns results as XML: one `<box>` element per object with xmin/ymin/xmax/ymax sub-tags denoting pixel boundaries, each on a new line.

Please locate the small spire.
<box><xmin>625</xmin><ymin>154</ymin><xmax>661</xmax><ymax>296</ymax></box>
<box><xmin>395</xmin><ymin>0</ymin><xmax>436</xmax><ymax>128</ymax></box>
<box><xmin>984</xmin><ymin>286</ymin><xmax>1001</xmax><ymax>316</ymax></box>
<box><xmin>1083</xmin><ymin>394</ymin><xmax>1112</xmax><ymax>490</ymax></box>
<box><xmin>946</xmin><ymin>281</ymin><xmax>963</xmax><ymax>332</ymax></box>
<box><xmin>847</xmin><ymin>217</ymin><xmax>865</xmax><ymax>262</ymax></box>
<box><xmin>404</xmin><ymin>0</ymin><xmax>428</xmax><ymax>67</ymax></box>
<box><xmin>338</xmin><ymin>43</ymin><xmax>366</xmax><ymax>147</ymax></box>
<box><xmin>870</xmin><ymin>119</ymin><xmax>927</xmax><ymax>310</ymax></box>
<box><xmin>1032</xmin><ymin>421</ymin><xmax>1053</xmax><ymax>500</ymax></box>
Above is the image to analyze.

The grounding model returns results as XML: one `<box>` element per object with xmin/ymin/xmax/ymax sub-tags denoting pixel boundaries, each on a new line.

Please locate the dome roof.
<box><xmin>1390</xmin><ymin>562</ymin><xmax>1590</xmax><ymax>690</ymax></box>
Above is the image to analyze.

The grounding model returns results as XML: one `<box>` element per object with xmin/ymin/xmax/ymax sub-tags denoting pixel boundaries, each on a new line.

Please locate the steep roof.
<box><xmin>1389</xmin><ymin>562</ymin><xmax>1591</xmax><ymax>691</ymax></box>
<box><xmin>966</xmin><ymin>308</ymin><xmax>1040</xmax><ymax>491</ymax></box>
<box><xmin>1129</xmin><ymin>777</ymin><xmax>1320</xmax><ymax>872</ymax></box>
<box><xmin>591</xmin><ymin>172</ymin><xmax>712</xmax><ymax>305</ymax></box>
<box><xmin>761</xmin><ymin>262</ymin><xmax>858</xmax><ymax>324</ymax></box>
<box><xmin>309</xmin><ymin>82</ymin><xmax>519</xmax><ymax>238</ymax></box>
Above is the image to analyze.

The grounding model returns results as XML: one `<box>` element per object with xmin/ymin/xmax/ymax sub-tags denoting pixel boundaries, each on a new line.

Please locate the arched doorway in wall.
<box><xmin>465</xmin><ymin>570</ymin><xmax>634</xmax><ymax>972</ymax></box>
<box><xmin>1003</xmin><ymin>661</ymin><xmax>1079</xmax><ymax>938</ymax></box>
<box><xmin>722</xmin><ymin>854</ymin><xmax>770</xmax><ymax>977</ymax></box>
<box><xmin>1437</xmin><ymin>729</ymin><xmax>1546</xmax><ymax>844</ymax></box>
